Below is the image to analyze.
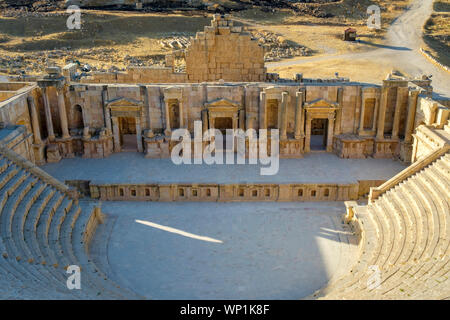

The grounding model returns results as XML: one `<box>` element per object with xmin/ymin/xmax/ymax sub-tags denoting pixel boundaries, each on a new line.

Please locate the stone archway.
<box><xmin>107</xmin><ymin>97</ymin><xmax>144</xmax><ymax>153</ymax></box>
<box><xmin>304</xmin><ymin>99</ymin><xmax>340</xmax><ymax>153</ymax></box>
<box><xmin>204</xmin><ymin>98</ymin><xmax>243</xmax><ymax>152</ymax></box>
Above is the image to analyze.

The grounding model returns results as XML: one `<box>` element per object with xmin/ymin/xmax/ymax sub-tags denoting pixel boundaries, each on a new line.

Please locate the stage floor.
<box><xmin>91</xmin><ymin>201</ymin><xmax>358</xmax><ymax>299</ymax></box>
<box><xmin>40</xmin><ymin>152</ymin><xmax>406</xmax><ymax>184</ymax></box>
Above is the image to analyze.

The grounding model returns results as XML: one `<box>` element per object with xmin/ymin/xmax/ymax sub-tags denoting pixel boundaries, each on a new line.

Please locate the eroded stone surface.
<box><xmin>94</xmin><ymin>201</ymin><xmax>358</xmax><ymax>299</ymax></box>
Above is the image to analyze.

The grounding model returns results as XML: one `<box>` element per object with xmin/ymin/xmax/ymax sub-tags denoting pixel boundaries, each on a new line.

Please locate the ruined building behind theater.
<box><xmin>0</xmin><ymin>15</ymin><xmax>448</xmax><ymax>165</ymax></box>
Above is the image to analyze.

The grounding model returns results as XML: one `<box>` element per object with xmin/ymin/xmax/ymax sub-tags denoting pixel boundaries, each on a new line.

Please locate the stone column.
<box><xmin>326</xmin><ymin>114</ymin><xmax>335</xmax><ymax>152</ymax></box>
<box><xmin>232</xmin><ymin>115</ymin><xmax>238</xmax><ymax>131</ymax></box>
<box><xmin>111</xmin><ymin>117</ymin><xmax>121</xmax><ymax>152</ymax></box>
<box><xmin>239</xmin><ymin>109</ymin><xmax>245</xmax><ymax>130</ymax></box>
<box><xmin>259</xmin><ymin>91</ymin><xmax>266</xmax><ymax>130</ymax></box>
<box><xmin>164</xmin><ymin>100</ymin><xmax>171</xmax><ymax>135</ymax></box>
<box><xmin>304</xmin><ymin>113</ymin><xmax>312</xmax><ymax>153</ymax></box>
<box><xmin>294</xmin><ymin>91</ymin><xmax>304</xmax><ymax>139</ymax></box>
<box><xmin>57</xmin><ymin>88</ymin><xmax>70</xmax><ymax>139</ymax></box>
<box><xmin>280</xmin><ymin>92</ymin><xmax>288</xmax><ymax>140</ymax></box>
<box><xmin>392</xmin><ymin>87</ymin><xmax>407</xmax><ymax>139</ymax></box>
<box><xmin>358</xmin><ymin>90</ymin><xmax>366</xmax><ymax>135</ymax></box>
<box><xmin>201</xmin><ymin>109</ymin><xmax>208</xmax><ymax>133</ymax></box>
<box><xmin>335</xmin><ymin>87</ymin><xmax>343</xmax><ymax>135</ymax></box>
<box><xmin>404</xmin><ymin>90</ymin><xmax>419</xmax><ymax>143</ymax></box>
<box><xmin>376</xmin><ymin>86</ymin><xmax>389</xmax><ymax>139</ymax></box>
<box><xmin>27</xmin><ymin>96</ymin><xmax>42</xmax><ymax>144</ymax></box>
<box><xmin>102</xmin><ymin>88</ymin><xmax>112</xmax><ymax>131</ymax></box>
<box><xmin>179</xmin><ymin>100</ymin><xmax>184</xmax><ymax>128</ymax></box>
<box><xmin>136</xmin><ymin>116</ymin><xmax>143</xmax><ymax>153</ymax></box>
<box><xmin>411</xmin><ymin>134</ymin><xmax>419</xmax><ymax>162</ymax></box>
<box><xmin>372</xmin><ymin>89</ymin><xmax>381</xmax><ymax>133</ymax></box>
<box><xmin>42</xmin><ymin>87</ymin><xmax>55</xmax><ymax>141</ymax></box>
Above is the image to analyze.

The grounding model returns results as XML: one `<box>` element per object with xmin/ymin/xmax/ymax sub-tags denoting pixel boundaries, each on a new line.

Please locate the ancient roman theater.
<box><xmin>0</xmin><ymin>14</ymin><xmax>449</xmax><ymax>300</ymax></box>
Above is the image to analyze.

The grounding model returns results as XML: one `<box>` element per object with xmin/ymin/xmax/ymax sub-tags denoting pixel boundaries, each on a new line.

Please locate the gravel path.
<box><xmin>268</xmin><ymin>0</ymin><xmax>449</xmax><ymax>98</ymax></box>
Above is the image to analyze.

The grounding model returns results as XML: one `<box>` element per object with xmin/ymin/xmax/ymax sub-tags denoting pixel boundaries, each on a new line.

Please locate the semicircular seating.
<box><xmin>314</xmin><ymin>151</ymin><xmax>450</xmax><ymax>300</ymax></box>
<box><xmin>0</xmin><ymin>151</ymin><xmax>142</xmax><ymax>299</ymax></box>
<box><xmin>1</xmin><ymin>145</ymin><xmax>449</xmax><ymax>299</ymax></box>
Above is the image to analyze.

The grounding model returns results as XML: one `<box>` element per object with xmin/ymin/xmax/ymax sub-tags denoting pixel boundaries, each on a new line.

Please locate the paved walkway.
<box><xmin>93</xmin><ymin>201</ymin><xmax>358</xmax><ymax>299</ymax></box>
<box><xmin>40</xmin><ymin>152</ymin><xmax>406</xmax><ymax>184</ymax></box>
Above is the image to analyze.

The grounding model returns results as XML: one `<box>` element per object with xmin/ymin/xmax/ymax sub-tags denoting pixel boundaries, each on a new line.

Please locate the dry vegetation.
<box><xmin>0</xmin><ymin>0</ymin><xmax>413</xmax><ymax>76</ymax></box>
<box><xmin>423</xmin><ymin>0</ymin><xmax>450</xmax><ymax>67</ymax></box>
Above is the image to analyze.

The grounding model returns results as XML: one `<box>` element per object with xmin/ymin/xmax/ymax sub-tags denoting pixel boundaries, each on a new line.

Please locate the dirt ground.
<box><xmin>423</xmin><ymin>0</ymin><xmax>450</xmax><ymax>67</ymax></box>
<box><xmin>269</xmin><ymin>57</ymin><xmax>394</xmax><ymax>84</ymax></box>
<box><xmin>0</xmin><ymin>0</ymin><xmax>430</xmax><ymax>79</ymax></box>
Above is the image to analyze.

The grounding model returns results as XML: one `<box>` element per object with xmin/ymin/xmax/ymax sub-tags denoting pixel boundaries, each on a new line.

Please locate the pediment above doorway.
<box><xmin>107</xmin><ymin>97</ymin><xmax>143</xmax><ymax>117</ymax></box>
<box><xmin>205</xmin><ymin>98</ymin><xmax>241</xmax><ymax>112</ymax></box>
<box><xmin>304</xmin><ymin>98</ymin><xmax>340</xmax><ymax>111</ymax></box>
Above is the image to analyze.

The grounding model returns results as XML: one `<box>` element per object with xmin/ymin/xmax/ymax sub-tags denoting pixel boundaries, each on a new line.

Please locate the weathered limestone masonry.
<box><xmin>81</xmin><ymin>15</ymin><xmax>265</xmax><ymax>84</ymax></box>
<box><xmin>185</xmin><ymin>15</ymin><xmax>266</xmax><ymax>82</ymax></box>
<box><xmin>87</xmin><ymin>179</ymin><xmax>384</xmax><ymax>202</ymax></box>
<box><xmin>0</xmin><ymin>15</ymin><xmax>447</xmax><ymax>166</ymax></box>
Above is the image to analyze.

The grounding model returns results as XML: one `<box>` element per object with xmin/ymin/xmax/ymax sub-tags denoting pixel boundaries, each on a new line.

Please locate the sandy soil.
<box><xmin>268</xmin><ymin>0</ymin><xmax>450</xmax><ymax>98</ymax></box>
<box><xmin>423</xmin><ymin>0</ymin><xmax>450</xmax><ymax>67</ymax></box>
<box><xmin>0</xmin><ymin>0</ymin><xmax>412</xmax><ymax>75</ymax></box>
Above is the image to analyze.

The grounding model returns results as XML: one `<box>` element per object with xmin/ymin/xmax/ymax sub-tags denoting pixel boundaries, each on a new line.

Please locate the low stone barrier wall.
<box><xmin>88</xmin><ymin>180</ymin><xmax>384</xmax><ymax>202</ymax></box>
<box><xmin>83</xmin><ymin>206</ymin><xmax>104</xmax><ymax>251</ymax></box>
<box><xmin>420</xmin><ymin>48</ymin><xmax>450</xmax><ymax>73</ymax></box>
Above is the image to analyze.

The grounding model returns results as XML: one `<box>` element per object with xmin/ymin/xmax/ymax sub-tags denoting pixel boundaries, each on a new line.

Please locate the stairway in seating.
<box><xmin>313</xmin><ymin>150</ymin><xmax>450</xmax><ymax>300</ymax></box>
<box><xmin>0</xmin><ymin>145</ymin><xmax>141</xmax><ymax>299</ymax></box>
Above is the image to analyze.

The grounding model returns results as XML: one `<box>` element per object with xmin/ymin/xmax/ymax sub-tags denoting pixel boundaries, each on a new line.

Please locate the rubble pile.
<box><xmin>251</xmin><ymin>31</ymin><xmax>312</xmax><ymax>62</ymax></box>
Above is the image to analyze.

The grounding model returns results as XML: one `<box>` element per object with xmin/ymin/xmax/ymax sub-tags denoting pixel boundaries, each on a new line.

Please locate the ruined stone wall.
<box><xmin>0</xmin><ymin>84</ymin><xmax>35</xmax><ymax>133</ymax></box>
<box><xmin>80</xmin><ymin>15</ymin><xmax>266</xmax><ymax>84</ymax></box>
<box><xmin>67</xmin><ymin>82</ymin><xmax>363</xmax><ymax>136</ymax></box>
<box><xmin>81</xmin><ymin>67</ymin><xmax>188</xmax><ymax>84</ymax></box>
<box><xmin>3</xmin><ymin>74</ymin><xmax>446</xmax><ymax>165</ymax></box>
<box><xmin>185</xmin><ymin>15</ymin><xmax>266</xmax><ymax>82</ymax></box>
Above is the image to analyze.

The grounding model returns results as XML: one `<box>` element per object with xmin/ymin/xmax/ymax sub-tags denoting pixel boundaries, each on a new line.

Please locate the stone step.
<box><xmin>36</xmin><ymin>192</ymin><xmax>65</xmax><ymax>267</ymax></box>
<box><xmin>43</xmin><ymin>197</ymin><xmax>73</xmax><ymax>269</ymax></box>
<box><xmin>319</xmin><ymin>207</ymin><xmax>382</xmax><ymax>297</ymax></box>
<box><xmin>399</xmin><ymin>181</ymin><xmax>429</xmax><ymax>262</ymax></box>
<box><xmin>15</xmin><ymin>182</ymin><xmax>47</xmax><ymax>262</ymax></box>
<box><xmin>24</xmin><ymin>187</ymin><xmax>84</xmax><ymax>298</ymax></box>
<box><xmin>395</xmin><ymin>187</ymin><xmax>428</xmax><ymax>261</ymax></box>
<box><xmin>339</xmin><ymin>201</ymin><xmax>394</xmax><ymax>295</ymax></box>
<box><xmin>409</xmin><ymin>177</ymin><xmax>441</xmax><ymax>260</ymax></box>
<box><xmin>0</xmin><ymin>174</ymin><xmax>46</xmax><ymax>288</ymax></box>
<box><xmin>427</xmin><ymin>166</ymin><xmax>450</xmax><ymax>197</ymax></box>
<box><xmin>10</xmin><ymin>179</ymin><xmax>43</xmax><ymax>262</ymax></box>
<box><xmin>24</xmin><ymin>187</ymin><xmax>56</xmax><ymax>263</ymax></box>
<box><xmin>10</xmin><ymin>180</ymin><xmax>75</xmax><ymax>292</ymax></box>
<box><xmin>372</xmin><ymin>199</ymin><xmax>395</xmax><ymax>270</ymax></box>
<box><xmin>59</xmin><ymin>204</ymin><xmax>117</xmax><ymax>298</ymax></box>
<box><xmin>0</xmin><ymin>164</ymin><xmax>18</xmax><ymax>190</ymax></box>
<box><xmin>71</xmin><ymin>204</ymin><xmax>126</xmax><ymax>299</ymax></box>
<box><xmin>390</xmin><ymin>188</ymin><xmax>420</xmax><ymax>263</ymax></box>
<box><xmin>419</xmin><ymin>171</ymin><xmax>450</xmax><ymax>258</ymax></box>
<box><xmin>48</xmin><ymin>197</ymin><xmax>74</xmax><ymax>270</ymax></box>
<box><xmin>384</xmin><ymin>192</ymin><xmax>413</xmax><ymax>265</ymax></box>
<box><xmin>0</xmin><ymin>157</ymin><xmax>10</xmax><ymax>173</ymax></box>
<box><xmin>2</xmin><ymin>176</ymin><xmax>65</xmax><ymax>289</ymax></box>
<box><xmin>0</xmin><ymin>178</ymin><xmax>37</xmax><ymax>285</ymax></box>
<box><xmin>380</xmin><ymin>195</ymin><xmax>407</xmax><ymax>267</ymax></box>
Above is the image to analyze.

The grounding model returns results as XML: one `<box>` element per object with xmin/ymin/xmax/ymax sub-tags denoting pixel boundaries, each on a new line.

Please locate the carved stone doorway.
<box><xmin>119</xmin><ymin>116</ymin><xmax>137</xmax><ymax>152</ymax></box>
<box><xmin>310</xmin><ymin>118</ymin><xmax>328</xmax><ymax>151</ymax></box>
